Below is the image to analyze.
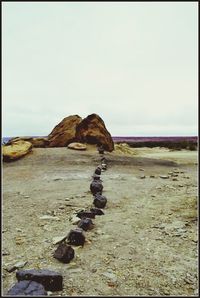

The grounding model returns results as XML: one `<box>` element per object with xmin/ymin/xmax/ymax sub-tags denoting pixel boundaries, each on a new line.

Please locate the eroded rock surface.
<box><xmin>3</xmin><ymin>141</ymin><xmax>33</xmax><ymax>162</ymax></box>
<box><xmin>48</xmin><ymin>115</ymin><xmax>82</xmax><ymax>147</ymax></box>
<box><xmin>75</xmin><ymin>114</ymin><xmax>114</xmax><ymax>152</ymax></box>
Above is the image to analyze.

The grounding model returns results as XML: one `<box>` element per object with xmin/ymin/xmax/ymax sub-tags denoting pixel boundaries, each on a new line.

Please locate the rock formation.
<box><xmin>75</xmin><ymin>114</ymin><xmax>114</xmax><ymax>152</ymax></box>
<box><xmin>6</xmin><ymin>137</ymin><xmax>49</xmax><ymax>148</ymax></box>
<box><xmin>47</xmin><ymin>113</ymin><xmax>114</xmax><ymax>151</ymax></box>
<box><xmin>48</xmin><ymin>115</ymin><xmax>82</xmax><ymax>147</ymax></box>
<box><xmin>3</xmin><ymin>141</ymin><xmax>33</xmax><ymax>162</ymax></box>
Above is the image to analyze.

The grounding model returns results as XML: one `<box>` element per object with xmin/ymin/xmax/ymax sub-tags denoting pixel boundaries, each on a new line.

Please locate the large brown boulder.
<box><xmin>48</xmin><ymin>115</ymin><xmax>82</xmax><ymax>147</ymax></box>
<box><xmin>75</xmin><ymin>114</ymin><xmax>114</xmax><ymax>152</ymax></box>
<box><xmin>3</xmin><ymin>140</ymin><xmax>33</xmax><ymax>162</ymax></box>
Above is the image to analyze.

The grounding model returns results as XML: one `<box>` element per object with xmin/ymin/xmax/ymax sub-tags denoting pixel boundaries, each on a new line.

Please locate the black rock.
<box><xmin>97</xmin><ymin>145</ymin><xmax>104</xmax><ymax>154</ymax></box>
<box><xmin>78</xmin><ymin>218</ymin><xmax>94</xmax><ymax>231</ymax></box>
<box><xmin>90</xmin><ymin>180</ymin><xmax>103</xmax><ymax>195</ymax></box>
<box><xmin>77</xmin><ymin>210</ymin><xmax>96</xmax><ymax>219</ymax></box>
<box><xmin>90</xmin><ymin>208</ymin><xmax>104</xmax><ymax>215</ymax></box>
<box><xmin>101</xmin><ymin>157</ymin><xmax>107</xmax><ymax>163</ymax></box>
<box><xmin>7</xmin><ymin>280</ymin><xmax>47</xmax><ymax>296</ymax></box>
<box><xmin>94</xmin><ymin>167</ymin><xmax>101</xmax><ymax>175</ymax></box>
<box><xmin>16</xmin><ymin>269</ymin><xmax>63</xmax><ymax>291</ymax></box>
<box><xmin>93</xmin><ymin>194</ymin><xmax>107</xmax><ymax>208</ymax></box>
<box><xmin>53</xmin><ymin>243</ymin><xmax>74</xmax><ymax>264</ymax></box>
<box><xmin>67</xmin><ymin>228</ymin><xmax>85</xmax><ymax>246</ymax></box>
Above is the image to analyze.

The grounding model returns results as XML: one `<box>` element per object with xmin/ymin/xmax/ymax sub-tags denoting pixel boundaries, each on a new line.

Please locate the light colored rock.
<box><xmin>68</xmin><ymin>142</ymin><xmax>87</xmax><ymax>150</ymax></box>
<box><xmin>52</xmin><ymin>236</ymin><xmax>67</xmax><ymax>245</ymax></box>
<box><xmin>39</xmin><ymin>215</ymin><xmax>60</xmax><ymax>221</ymax></box>
<box><xmin>3</xmin><ymin>141</ymin><xmax>32</xmax><ymax>161</ymax></box>
<box><xmin>159</xmin><ymin>175</ymin><xmax>169</xmax><ymax>179</ymax></box>
<box><xmin>70</xmin><ymin>215</ymin><xmax>81</xmax><ymax>225</ymax></box>
<box><xmin>5</xmin><ymin>261</ymin><xmax>28</xmax><ymax>272</ymax></box>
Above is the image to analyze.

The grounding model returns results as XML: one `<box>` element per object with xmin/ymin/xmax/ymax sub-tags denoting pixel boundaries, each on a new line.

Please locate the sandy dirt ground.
<box><xmin>2</xmin><ymin>146</ymin><xmax>198</xmax><ymax>296</ymax></box>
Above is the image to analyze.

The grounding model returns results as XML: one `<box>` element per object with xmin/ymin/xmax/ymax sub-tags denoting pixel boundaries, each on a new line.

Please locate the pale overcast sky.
<box><xmin>2</xmin><ymin>1</ymin><xmax>198</xmax><ymax>137</ymax></box>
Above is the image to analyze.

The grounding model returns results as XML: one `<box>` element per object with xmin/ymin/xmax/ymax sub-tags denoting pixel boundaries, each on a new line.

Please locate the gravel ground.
<box><xmin>2</xmin><ymin>146</ymin><xmax>198</xmax><ymax>296</ymax></box>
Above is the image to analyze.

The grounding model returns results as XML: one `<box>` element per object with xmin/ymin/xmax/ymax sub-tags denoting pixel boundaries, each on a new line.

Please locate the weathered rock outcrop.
<box><xmin>3</xmin><ymin>141</ymin><xmax>33</xmax><ymax>162</ymax></box>
<box><xmin>47</xmin><ymin>113</ymin><xmax>114</xmax><ymax>151</ymax></box>
<box><xmin>6</xmin><ymin>137</ymin><xmax>49</xmax><ymax>148</ymax></box>
<box><xmin>76</xmin><ymin>114</ymin><xmax>114</xmax><ymax>152</ymax></box>
<box><xmin>48</xmin><ymin>115</ymin><xmax>82</xmax><ymax>147</ymax></box>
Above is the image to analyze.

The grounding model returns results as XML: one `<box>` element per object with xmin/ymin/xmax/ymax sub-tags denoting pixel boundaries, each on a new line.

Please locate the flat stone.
<box><xmin>52</xmin><ymin>236</ymin><xmax>68</xmax><ymax>245</ymax></box>
<box><xmin>159</xmin><ymin>175</ymin><xmax>169</xmax><ymax>179</ymax></box>
<box><xmin>70</xmin><ymin>215</ymin><xmax>81</xmax><ymax>225</ymax></box>
<box><xmin>39</xmin><ymin>215</ymin><xmax>60</xmax><ymax>221</ymax></box>
<box><xmin>7</xmin><ymin>280</ymin><xmax>47</xmax><ymax>296</ymax></box>
<box><xmin>140</xmin><ymin>175</ymin><xmax>146</xmax><ymax>179</ymax></box>
<box><xmin>68</xmin><ymin>268</ymin><xmax>83</xmax><ymax>274</ymax></box>
<box><xmin>16</xmin><ymin>269</ymin><xmax>63</xmax><ymax>291</ymax></box>
<box><xmin>68</xmin><ymin>142</ymin><xmax>87</xmax><ymax>150</ymax></box>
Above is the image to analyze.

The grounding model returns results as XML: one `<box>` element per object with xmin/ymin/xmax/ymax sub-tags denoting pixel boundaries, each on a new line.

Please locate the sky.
<box><xmin>2</xmin><ymin>1</ymin><xmax>198</xmax><ymax>137</ymax></box>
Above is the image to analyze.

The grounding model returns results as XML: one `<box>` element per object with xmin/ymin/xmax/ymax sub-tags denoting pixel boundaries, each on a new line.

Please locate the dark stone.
<box><xmin>67</xmin><ymin>228</ymin><xmax>85</xmax><ymax>246</ymax></box>
<box><xmin>78</xmin><ymin>218</ymin><xmax>94</xmax><ymax>231</ymax></box>
<box><xmin>53</xmin><ymin>243</ymin><xmax>74</xmax><ymax>264</ymax></box>
<box><xmin>7</xmin><ymin>280</ymin><xmax>47</xmax><ymax>296</ymax></box>
<box><xmin>90</xmin><ymin>208</ymin><xmax>104</xmax><ymax>215</ymax></box>
<box><xmin>90</xmin><ymin>180</ymin><xmax>103</xmax><ymax>195</ymax></box>
<box><xmin>97</xmin><ymin>144</ymin><xmax>105</xmax><ymax>154</ymax></box>
<box><xmin>77</xmin><ymin>210</ymin><xmax>96</xmax><ymax>219</ymax></box>
<box><xmin>101</xmin><ymin>157</ymin><xmax>107</xmax><ymax>163</ymax></box>
<box><xmin>93</xmin><ymin>193</ymin><xmax>107</xmax><ymax>209</ymax></box>
<box><xmin>94</xmin><ymin>167</ymin><xmax>101</xmax><ymax>175</ymax></box>
<box><xmin>16</xmin><ymin>269</ymin><xmax>63</xmax><ymax>291</ymax></box>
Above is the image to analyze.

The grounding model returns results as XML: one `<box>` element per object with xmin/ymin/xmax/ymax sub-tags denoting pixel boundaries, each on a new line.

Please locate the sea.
<box><xmin>2</xmin><ymin>136</ymin><xmax>197</xmax><ymax>145</ymax></box>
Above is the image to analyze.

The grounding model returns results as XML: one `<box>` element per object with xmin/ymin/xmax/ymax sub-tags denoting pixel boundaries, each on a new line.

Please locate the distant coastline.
<box><xmin>2</xmin><ymin>135</ymin><xmax>197</xmax><ymax>146</ymax></box>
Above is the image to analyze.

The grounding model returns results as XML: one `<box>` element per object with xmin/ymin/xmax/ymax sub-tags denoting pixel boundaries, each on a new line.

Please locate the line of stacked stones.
<box><xmin>53</xmin><ymin>144</ymin><xmax>108</xmax><ymax>261</ymax></box>
<box><xmin>6</xmin><ymin>145</ymin><xmax>108</xmax><ymax>296</ymax></box>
